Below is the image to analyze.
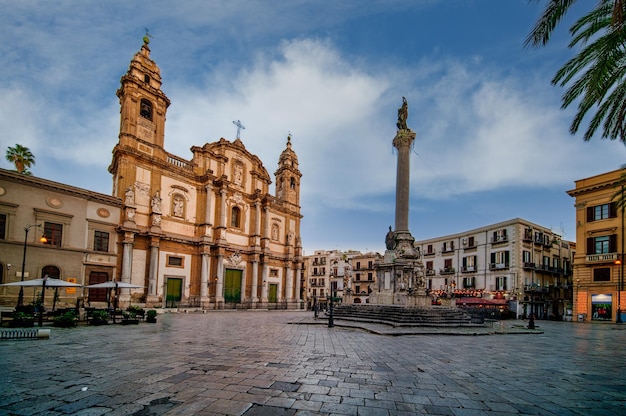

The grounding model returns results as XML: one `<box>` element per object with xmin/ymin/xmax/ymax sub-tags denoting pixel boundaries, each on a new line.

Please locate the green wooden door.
<box><xmin>166</xmin><ymin>278</ymin><xmax>182</xmax><ymax>308</ymax></box>
<box><xmin>224</xmin><ymin>269</ymin><xmax>242</xmax><ymax>303</ymax></box>
<box><xmin>268</xmin><ymin>283</ymin><xmax>278</xmax><ymax>303</ymax></box>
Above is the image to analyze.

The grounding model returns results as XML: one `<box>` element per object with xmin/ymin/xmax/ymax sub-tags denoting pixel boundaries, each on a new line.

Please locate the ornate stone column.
<box><xmin>251</xmin><ymin>256</ymin><xmax>259</xmax><ymax>303</ymax></box>
<box><xmin>201</xmin><ymin>252</ymin><xmax>210</xmax><ymax>300</ymax></box>
<box><xmin>260</xmin><ymin>263</ymin><xmax>269</xmax><ymax>303</ymax></box>
<box><xmin>295</xmin><ymin>262</ymin><xmax>302</xmax><ymax>304</ymax></box>
<box><xmin>285</xmin><ymin>264</ymin><xmax>294</xmax><ymax>302</ymax></box>
<box><xmin>148</xmin><ymin>238</ymin><xmax>159</xmax><ymax>297</ymax></box>
<box><xmin>216</xmin><ymin>252</ymin><xmax>224</xmax><ymax>305</ymax></box>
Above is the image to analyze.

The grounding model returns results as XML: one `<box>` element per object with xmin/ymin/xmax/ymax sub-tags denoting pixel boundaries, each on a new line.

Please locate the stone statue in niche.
<box><xmin>151</xmin><ymin>191</ymin><xmax>162</xmax><ymax>214</ymax></box>
<box><xmin>173</xmin><ymin>195</ymin><xmax>184</xmax><ymax>217</ymax></box>
<box><xmin>234</xmin><ymin>163</ymin><xmax>243</xmax><ymax>186</ymax></box>
<box><xmin>125</xmin><ymin>186</ymin><xmax>135</xmax><ymax>206</ymax></box>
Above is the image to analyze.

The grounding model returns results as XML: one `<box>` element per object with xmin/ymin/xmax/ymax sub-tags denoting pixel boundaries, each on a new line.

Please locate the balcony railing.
<box><xmin>439</xmin><ymin>267</ymin><xmax>455</xmax><ymax>275</ymax></box>
<box><xmin>489</xmin><ymin>263</ymin><xmax>508</xmax><ymax>270</ymax></box>
<box><xmin>461</xmin><ymin>266</ymin><xmax>475</xmax><ymax>273</ymax></box>
<box><xmin>585</xmin><ymin>252</ymin><xmax>619</xmax><ymax>263</ymax></box>
<box><xmin>491</xmin><ymin>236</ymin><xmax>508</xmax><ymax>244</ymax></box>
<box><xmin>425</xmin><ymin>269</ymin><xmax>436</xmax><ymax>276</ymax></box>
<box><xmin>523</xmin><ymin>262</ymin><xmax>535</xmax><ymax>269</ymax></box>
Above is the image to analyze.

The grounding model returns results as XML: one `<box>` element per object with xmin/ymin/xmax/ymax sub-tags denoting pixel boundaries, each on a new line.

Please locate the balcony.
<box><xmin>441</xmin><ymin>247</ymin><xmax>455</xmax><ymax>254</ymax></box>
<box><xmin>425</xmin><ymin>269</ymin><xmax>436</xmax><ymax>276</ymax></box>
<box><xmin>585</xmin><ymin>252</ymin><xmax>619</xmax><ymax>263</ymax></box>
<box><xmin>491</xmin><ymin>236</ymin><xmax>508</xmax><ymax>244</ymax></box>
<box><xmin>490</xmin><ymin>263</ymin><xmax>508</xmax><ymax>270</ymax></box>
<box><xmin>523</xmin><ymin>262</ymin><xmax>535</xmax><ymax>270</ymax></box>
<box><xmin>461</xmin><ymin>266</ymin><xmax>475</xmax><ymax>273</ymax></box>
<box><xmin>439</xmin><ymin>267</ymin><xmax>455</xmax><ymax>275</ymax></box>
<box><xmin>424</xmin><ymin>250</ymin><xmax>436</xmax><ymax>256</ymax></box>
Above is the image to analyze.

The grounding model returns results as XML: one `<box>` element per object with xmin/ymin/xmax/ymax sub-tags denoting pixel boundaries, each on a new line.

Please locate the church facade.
<box><xmin>108</xmin><ymin>40</ymin><xmax>303</xmax><ymax>309</ymax></box>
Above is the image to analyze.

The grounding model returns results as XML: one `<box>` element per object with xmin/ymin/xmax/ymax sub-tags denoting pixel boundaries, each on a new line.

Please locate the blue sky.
<box><xmin>1</xmin><ymin>1</ymin><xmax>625</xmax><ymax>255</ymax></box>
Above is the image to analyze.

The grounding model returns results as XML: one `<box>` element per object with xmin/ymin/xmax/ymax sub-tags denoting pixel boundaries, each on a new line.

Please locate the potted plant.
<box><xmin>91</xmin><ymin>310</ymin><xmax>109</xmax><ymax>325</ymax></box>
<box><xmin>53</xmin><ymin>310</ymin><xmax>77</xmax><ymax>328</ymax></box>
<box><xmin>146</xmin><ymin>309</ymin><xmax>157</xmax><ymax>323</ymax></box>
<box><xmin>10</xmin><ymin>311</ymin><xmax>35</xmax><ymax>328</ymax></box>
<box><xmin>121</xmin><ymin>311</ymin><xmax>139</xmax><ymax>325</ymax></box>
<box><xmin>126</xmin><ymin>305</ymin><xmax>145</xmax><ymax>320</ymax></box>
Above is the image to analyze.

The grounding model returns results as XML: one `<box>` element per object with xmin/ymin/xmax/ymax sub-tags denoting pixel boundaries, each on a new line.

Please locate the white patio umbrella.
<box><xmin>0</xmin><ymin>276</ymin><xmax>83</xmax><ymax>326</ymax></box>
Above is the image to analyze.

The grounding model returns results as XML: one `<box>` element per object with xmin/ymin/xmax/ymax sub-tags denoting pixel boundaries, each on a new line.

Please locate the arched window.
<box><xmin>140</xmin><ymin>98</ymin><xmax>153</xmax><ymax>120</ymax></box>
<box><xmin>42</xmin><ymin>265</ymin><xmax>60</xmax><ymax>279</ymax></box>
<box><xmin>231</xmin><ymin>206</ymin><xmax>241</xmax><ymax>228</ymax></box>
<box><xmin>290</xmin><ymin>177</ymin><xmax>296</xmax><ymax>189</ymax></box>
<box><xmin>144</xmin><ymin>74</ymin><xmax>150</xmax><ymax>83</ymax></box>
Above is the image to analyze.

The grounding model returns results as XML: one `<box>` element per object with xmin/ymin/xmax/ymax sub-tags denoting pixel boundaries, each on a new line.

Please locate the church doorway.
<box><xmin>224</xmin><ymin>269</ymin><xmax>242</xmax><ymax>303</ymax></box>
<box><xmin>268</xmin><ymin>283</ymin><xmax>278</xmax><ymax>303</ymax></box>
<box><xmin>166</xmin><ymin>278</ymin><xmax>182</xmax><ymax>308</ymax></box>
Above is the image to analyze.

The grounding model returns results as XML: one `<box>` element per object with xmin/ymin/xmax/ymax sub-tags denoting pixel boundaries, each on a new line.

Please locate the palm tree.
<box><xmin>5</xmin><ymin>144</ymin><xmax>35</xmax><ymax>175</ymax></box>
<box><xmin>526</xmin><ymin>0</ymin><xmax>626</xmax><ymax>142</ymax></box>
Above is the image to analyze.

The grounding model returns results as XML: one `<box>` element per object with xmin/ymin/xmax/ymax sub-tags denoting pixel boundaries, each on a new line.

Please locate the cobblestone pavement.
<box><xmin>1</xmin><ymin>311</ymin><xmax>625</xmax><ymax>416</ymax></box>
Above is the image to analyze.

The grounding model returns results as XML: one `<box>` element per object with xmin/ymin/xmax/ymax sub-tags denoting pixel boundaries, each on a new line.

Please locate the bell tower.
<box><xmin>116</xmin><ymin>38</ymin><xmax>170</xmax><ymax>151</ymax></box>
<box><xmin>274</xmin><ymin>134</ymin><xmax>301</xmax><ymax>207</ymax></box>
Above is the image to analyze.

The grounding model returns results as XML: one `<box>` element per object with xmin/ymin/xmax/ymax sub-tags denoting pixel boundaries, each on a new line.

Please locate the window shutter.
<box><xmin>610</xmin><ymin>202</ymin><xmax>618</xmax><ymax>218</ymax></box>
<box><xmin>587</xmin><ymin>237</ymin><xmax>594</xmax><ymax>255</ymax></box>
<box><xmin>610</xmin><ymin>234</ymin><xmax>617</xmax><ymax>253</ymax></box>
<box><xmin>490</xmin><ymin>252</ymin><xmax>495</xmax><ymax>264</ymax></box>
<box><xmin>462</xmin><ymin>257</ymin><xmax>467</xmax><ymax>268</ymax></box>
<box><xmin>587</xmin><ymin>207</ymin><xmax>594</xmax><ymax>222</ymax></box>
<box><xmin>504</xmin><ymin>251</ymin><xmax>510</xmax><ymax>265</ymax></box>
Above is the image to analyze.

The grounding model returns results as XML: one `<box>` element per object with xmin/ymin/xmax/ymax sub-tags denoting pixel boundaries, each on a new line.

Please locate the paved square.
<box><xmin>1</xmin><ymin>311</ymin><xmax>625</xmax><ymax>415</ymax></box>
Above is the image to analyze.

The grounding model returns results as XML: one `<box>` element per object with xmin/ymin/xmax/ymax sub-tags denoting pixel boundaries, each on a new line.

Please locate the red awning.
<box><xmin>458</xmin><ymin>297</ymin><xmax>508</xmax><ymax>306</ymax></box>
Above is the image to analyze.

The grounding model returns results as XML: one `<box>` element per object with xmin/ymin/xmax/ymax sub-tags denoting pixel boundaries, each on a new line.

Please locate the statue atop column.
<box><xmin>396</xmin><ymin>96</ymin><xmax>408</xmax><ymax>130</ymax></box>
<box><xmin>385</xmin><ymin>226</ymin><xmax>396</xmax><ymax>250</ymax></box>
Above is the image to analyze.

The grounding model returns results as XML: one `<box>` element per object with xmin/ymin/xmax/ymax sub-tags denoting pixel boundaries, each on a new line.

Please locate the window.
<box><xmin>462</xmin><ymin>277</ymin><xmax>475</xmax><ymax>288</ymax></box>
<box><xmin>442</xmin><ymin>241</ymin><xmax>454</xmax><ymax>252</ymax></box>
<box><xmin>231</xmin><ymin>206</ymin><xmax>241</xmax><ymax>228</ymax></box>
<box><xmin>368</xmin><ymin>260</ymin><xmax>373</xmax><ymax>268</ymax></box>
<box><xmin>587</xmin><ymin>235</ymin><xmax>617</xmax><ymax>255</ymax></box>
<box><xmin>593</xmin><ymin>268</ymin><xmax>611</xmax><ymax>282</ymax></box>
<box><xmin>144</xmin><ymin>74</ymin><xmax>150</xmax><ymax>83</ymax></box>
<box><xmin>496</xmin><ymin>276</ymin><xmax>507</xmax><ymax>290</ymax></box>
<box><xmin>587</xmin><ymin>203</ymin><xmax>616</xmax><ymax>222</ymax></box>
<box><xmin>0</xmin><ymin>213</ymin><xmax>5</xmax><ymax>239</ymax></box>
<box><xmin>290</xmin><ymin>177</ymin><xmax>296</xmax><ymax>189</ymax></box>
<box><xmin>444</xmin><ymin>258</ymin><xmax>453</xmax><ymax>268</ymax></box>
<box><xmin>356</xmin><ymin>261</ymin><xmax>361</xmax><ymax>269</ymax></box>
<box><xmin>167</xmin><ymin>256</ymin><xmax>184</xmax><ymax>267</ymax></box>
<box><xmin>140</xmin><ymin>98</ymin><xmax>153</xmax><ymax>120</ymax></box>
<box><xmin>93</xmin><ymin>231</ymin><xmax>110</xmax><ymax>252</ymax></box>
<box><xmin>355</xmin><ymin>285</ymin><xmax>361</xmax><ymax>294</ymax></box>
<box><xmin>490</xmin><ymin>251</ymin><xmax>510</xmax><ymax>268</ymax></box>
<box><xmin>467</xmin><ymin>236</ymin><xmax>475</xmax><ymax>247</ymax></box>
<box><xmin>523</xmin><ymin>250</ymin><xmax>531</xmax><ymax>263</ymax></box>
<box><xmin>492</xmin><ymin>229</ymin><xmax>507</xmax><ymax>242</ymax></box>
<box><xmin>355</xmin><ymin>273</ymin><xmax>361</xmax><ymax>281</ymax></box>
<box><xmin>42</xmin><ymin>265</ymin><xmax>60</xmax><ymax>279</ymax></box>
<box><xmin>43</xmin><ymin>222</ymin><xmax>63</xmax><ymax>247</ymax></box>
<box><xmin>269</xmin><ymin>268</ymin><xmax>279</xmax><ymax>277</ymax></box>
<box><xmin>367</xmin><ymin>272</ymin><xmax>373</xmax><ymax>281</ymax></box>
<box><xmin>462</xmin><ymin>256</ymin><xmax>476</xmax><ymax>272</ymax></box>
<box><xmin>426</xmin><ymin>244</ymin><xmax>434</xmax><ymax>254</ymax></box>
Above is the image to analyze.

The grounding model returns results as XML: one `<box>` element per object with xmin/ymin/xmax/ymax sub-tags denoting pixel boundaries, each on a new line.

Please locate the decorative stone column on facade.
<box><xmin>204</xmin><ymin>183</ymin><xmax>213</xmax><ymax>236</ymax></box>
<box><xmin>120</xmin><ymin>232</ymin><xmax>134</xmax><ymax>304</ymax></box>
<box><xmin>285</xmin><ymin>264</ymin><xmax>294</xmax><ymax>301</ymax></box>
<box><xmin>251</xmin><ymin>258</ymin><xmax>259</xmax><ymax>303</ymax></box>
<box><xmin>295</xmin><ymin>263</ymin><xmax>302</xmax><ymax>304</ymax></box>
<box><xmin>148</xmin><ymin>241</ymin><xmax>159</xmax><ymax>296</ymax></box>
<box><xmin>219</xmin><ymin>189</ymin><xmax>227</xmax><ymax>229</ymax></box>
<box><xmin>261</xmin><ymin>263</ymin><xmax>269</xmax><ymax>303</ymax></box>
<box><xmin>200</xmin><ymin>252</ymin><xmax>210</xmax><ymax>299</ymax></box>
<box><xmin>216</xmin><ymin>253</ymin><xmax>224</xmax><ymax>304</ymax></box>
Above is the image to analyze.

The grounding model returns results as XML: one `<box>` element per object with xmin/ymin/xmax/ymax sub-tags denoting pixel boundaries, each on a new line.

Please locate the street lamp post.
<box><xmin>17</xmin><ymin>224</ymin><xmax>45</xmax><ymax>307</ymax></box>
<box><xmin>616</xmin><ymin>260</ymin><xmax>623</xmax><ymax>324</ymax></box>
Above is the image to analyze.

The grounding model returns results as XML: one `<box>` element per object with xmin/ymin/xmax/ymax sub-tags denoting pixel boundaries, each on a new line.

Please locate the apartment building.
<box><xmin>0</xmin><ymin>169</ymin><xmax>122</xmax><ymax>307</ymax></box>
<box><xmin>567</xmin><ymin>168</ymin><xmax>625</xmax><ymax>323</ymax></box>
<box><xmin>348</xmin><ymin>252</ymin><xmax>382</xmax><ymax>304</ymax></box>
<box><xmin>415</xmin><ymin>218</ymin><xmax>575</xmax><ymax>319</ymax></box>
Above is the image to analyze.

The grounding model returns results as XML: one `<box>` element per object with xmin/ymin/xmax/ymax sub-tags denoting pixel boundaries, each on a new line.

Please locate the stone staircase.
<box><xmin>330</xmin><ymin>304</ymin><xmax>484</xmax><ymax>327</ymax></box>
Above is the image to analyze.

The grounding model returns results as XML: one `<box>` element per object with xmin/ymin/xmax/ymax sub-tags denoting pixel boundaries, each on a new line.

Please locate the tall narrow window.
<box><xmin>140</xmin><ymin>98</ymin><xmax>153</xmax><ymax>120</ymax></box>
<box><xmin>231</xmin><ymin>206</ymin><xmax>241</xmax><ymax>228</ymax></box>
<box><xmin>93</xmin><ymin>231</ymin><xmax>110</xmax><ymax>252</ymax></box>
<box><xmin>43</xmin><ymin>222</ymin><xmax>63</xmax><ymax>247</ymax></box>
<box><xmin>0</xmin><ymin>213</ymin><xmax>6</xmax><ymax>239</ymax></box>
